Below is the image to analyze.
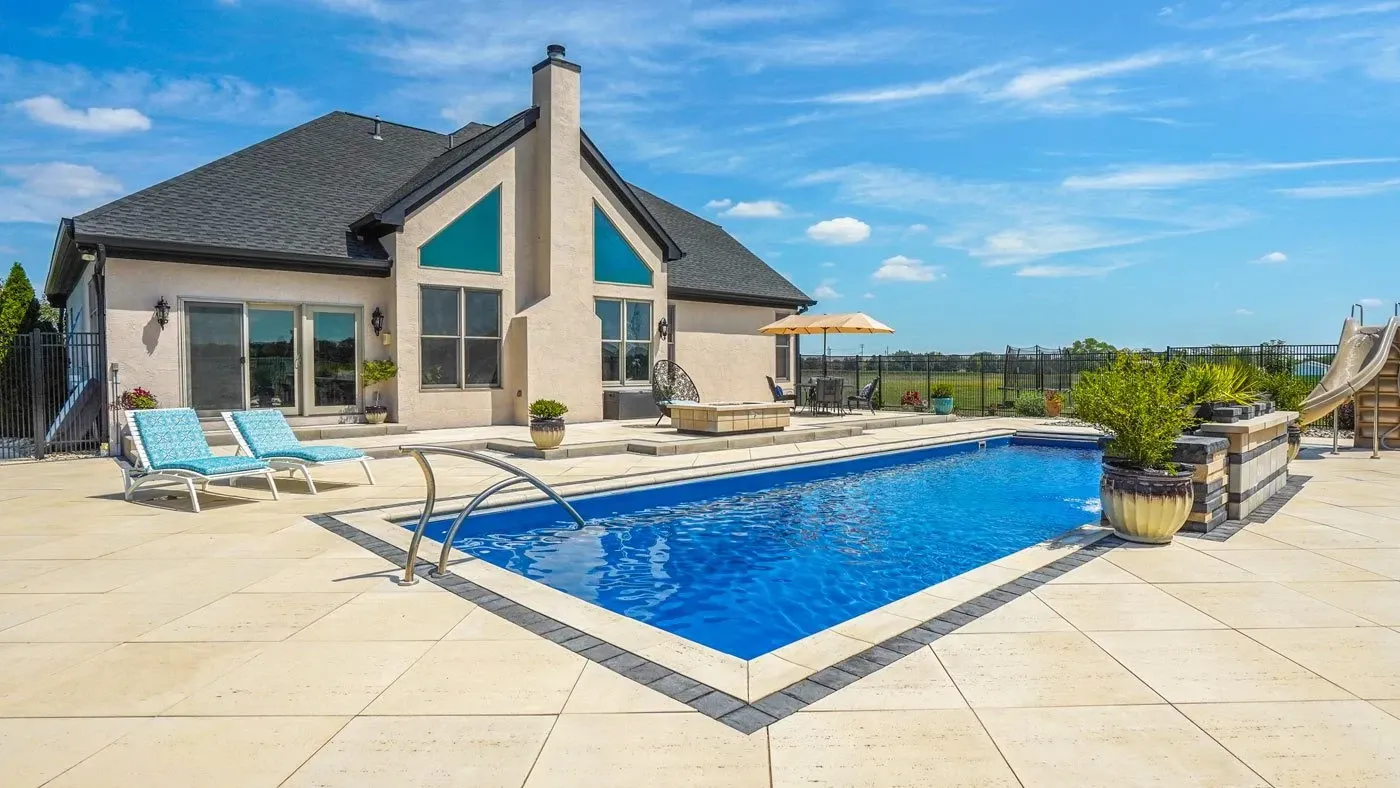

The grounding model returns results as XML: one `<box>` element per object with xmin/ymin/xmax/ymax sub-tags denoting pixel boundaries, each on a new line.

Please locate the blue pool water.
<box><xmin>411</xmin><ymin>438</ymin><xmax>1102</xmax><ymax>659</ymax></box>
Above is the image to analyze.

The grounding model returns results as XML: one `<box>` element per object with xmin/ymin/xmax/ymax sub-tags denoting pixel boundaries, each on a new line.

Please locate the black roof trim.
<box><xmin>354</xmin><ymin>106</ymin><xmax>540</xmax><ymax>231</ymax></box>
<box><xmin>581</xmin><ymin>131</ymin><xmax>683</xmax><ymax>263</ymax></box>
<box><xmin>80</xmin><ymin>235</ymin><xmax>392</xmax><ymax>278</ymax></box>
<box><xmin>45</xmin><ymin>218</ymin><xmax>83</xmax><ymax>300</ymax></box>
<box><xmin>668</xmin><ymin>286</ymin><xmax>815</xmax><ymax>310</ymax></box>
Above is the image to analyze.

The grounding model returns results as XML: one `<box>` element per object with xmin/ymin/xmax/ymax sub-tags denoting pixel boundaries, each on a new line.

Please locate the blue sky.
<box><xmin>3</xmin><ymin>1</ymin><xmax>1399</xmax><ymax>352</ymax></box>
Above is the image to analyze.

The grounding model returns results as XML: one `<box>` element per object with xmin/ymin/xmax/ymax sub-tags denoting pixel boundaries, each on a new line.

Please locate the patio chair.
<box><xmin>766</xmin><ymin>375</ymin><xmax>797</xmax><ymax>404</ymax></box>
<box><xmin>222</xmin><ymin>409</ymin><xmax>375</xmax><ymax>494</ymax></box>
<box><xmin>652</xmin><ymin>360</ymin><xmax>701</xmax><ymax>426</ymax></box>
<box><xmin>122</xmin><ymin>408</ymin><xmax>279</xmax><ymax>513</ymax></box>
<box><xmin>815</xmin><ymin>377</ymin><xmax>845</xmax><ymax>415</ymax></box>
<box><xmin>848</xmin><ymin>377</ymin><xmax>880</xmax><ymax>413</ymax></box>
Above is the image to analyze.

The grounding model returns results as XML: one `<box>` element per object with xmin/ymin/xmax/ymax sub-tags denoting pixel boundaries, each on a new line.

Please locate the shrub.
<box><xmin>1259</xmin><ymin>370</ymin><xmax>1312</xmax><ymax>412</ymax></box>
<box><xmin>120</xmin><ymin>387</ymin><xmax>158</xmax><ymax>410</ymax></box>
<box><xmin>361</xmin><ymin>359</ymin><xmax>398</xmax><ymax>388</ymax></box>
<box><xmin>1044</xmin><ymin>389</ymin><xmax>1064</xmax><ymax>405</ymax></box>
<box><xmin>1014</xmin><ymin>390</ymin><xmax>1048</xmax><ymax>417</ymax></box>
<box><xmin>1338</xmin><ymin>401</ymin><xmax>1355</xmax><ymax>430</ymax></box>
<box><xmin>1075</xmin><ymin>353</ymin><xmax>1196</xmax><ymax>470</ymax></box>
<box><xmin>900</xmin><ymin>390</ymin><xmax>924</xmax><ymax>408</ymax></box>
<box><xmin>529</xmin><ymin>399</ymin><xmax>568</xmax><ymax>421</ymax></box>
<box><xmin>1179</xmin><ymin>362</ymin><xmax>1260</xmax><ymax>406</ymax></box>
<box><xmin>929</xmin><ymin>383</ymin><xmax>954</xmax><ymax>399</ymax></box>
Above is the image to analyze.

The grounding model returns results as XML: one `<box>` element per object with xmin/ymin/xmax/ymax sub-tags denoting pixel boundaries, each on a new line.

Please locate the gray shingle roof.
<box><xmin>68</xmin><ymin>110</ymin><xmax>811</xmax><ymax>306</ymax></box>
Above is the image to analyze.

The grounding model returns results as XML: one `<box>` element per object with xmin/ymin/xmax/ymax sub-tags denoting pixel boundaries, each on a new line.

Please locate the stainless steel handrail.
<box><xmin>1352</xmin><ymin>303</ymin><xmax>1365</xmax><ymax>325</ymax></box>
<box><xmin>397</xmin><ymin>445</ymin><xmax>586</xmax><ymax>585</ymax></box>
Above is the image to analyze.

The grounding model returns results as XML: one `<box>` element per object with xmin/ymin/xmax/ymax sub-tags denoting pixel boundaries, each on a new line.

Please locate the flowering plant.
<box><xmin>120</xmin><ymin>387</ymin><xmax>158</xmax><ymax>410</ymax></box>
<box><xmin>900</xmin><ymin>390</ymin><xmax>924</xmax><ymax>408</ymax></box>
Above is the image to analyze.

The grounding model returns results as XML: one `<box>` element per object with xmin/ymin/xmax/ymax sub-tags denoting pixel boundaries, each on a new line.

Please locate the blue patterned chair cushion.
<box><xmin>131</xmin><ymin>409</ymin><xmax>213</xmax><ymax>468</ymax></box>
<box><xmin>152</xmin><ymin>456</ymin><xmax>268</xmax><ymax>476</ymax></box>
<box><xmin>229</xmin><ymin>410</ymin><xmax>302</xmax><ymax>457</ymax></box>
<box><xmin>261</xmin><ymin>446</ymin><xmax>365</xmax><ymax>463</ymax></box>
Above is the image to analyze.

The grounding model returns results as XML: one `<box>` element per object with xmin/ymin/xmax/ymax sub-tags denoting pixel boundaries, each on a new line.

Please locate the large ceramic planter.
<box><xmin>364</xmin><ymin>407</ymin><xmax>388</xmax><ymax>425</ymax></box>
<box><xmin>530</xmin><ymin>418</ymin><xmax>565</xmax><ymax>450</ymax></box>
<box><xmin>932</xmin><ymin>397</ymin><xmax>954</xmax><ymax>415</ymax></box>
<box><xmin>1045</xmin><ymin>399</ymin><xmax>1063</xmax><ymax>418</ymax></box>
<box><xmin>1100</xmin><ymin>460</ymin><xmax>1194</xmax><ymax>544</ymax></box>
<box><xmin>1287</xmin><ymin>422</ymin><xmax>1301</xmax><ymax>461</ymax></box>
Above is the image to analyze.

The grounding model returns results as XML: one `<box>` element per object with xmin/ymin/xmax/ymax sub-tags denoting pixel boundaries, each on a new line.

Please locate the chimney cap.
<box><xmin>546</xmin><ymin>44</ymin><xmax>566</xmax><ymax>59</ymax></box>
<box><xmin>533</xmin><ymin>42</ymin><xmax>579</xmax><ymax>73</ymax></box>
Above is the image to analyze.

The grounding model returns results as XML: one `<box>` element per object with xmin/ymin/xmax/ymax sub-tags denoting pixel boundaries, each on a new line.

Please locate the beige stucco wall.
<box><xmin>670</xmin><ymin>300</ymin><xmax>788</xmax><ymax>404</ymax></box>
<box><xmin>103</xmin><ymin>255</ymin><xmax>392</xmax><ymax>414</ymax></box>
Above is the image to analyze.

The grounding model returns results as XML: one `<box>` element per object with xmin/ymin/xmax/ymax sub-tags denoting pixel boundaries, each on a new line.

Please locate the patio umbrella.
<box><xmin>758</xmin><ymin>312</ymin><xmax>895</xmax><ymax>376</ymax></box>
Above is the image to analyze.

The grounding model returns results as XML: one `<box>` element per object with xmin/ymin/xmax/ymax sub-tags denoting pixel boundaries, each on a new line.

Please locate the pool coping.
<box><xmin>308</xmin><ymin>436</ymin><xmax>1310</xmax><ymax>734</ymax></box>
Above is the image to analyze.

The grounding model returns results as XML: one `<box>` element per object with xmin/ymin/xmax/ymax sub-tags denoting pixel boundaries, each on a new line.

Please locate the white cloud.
<box><xmin>0</xmin><ymin>162</ymin><xmax>122</xmax><ymax>223</ymax></box>
<box><xmin>806</xmin><ymin>217</ymin><xmax>871</xmax><ymax>245</ymax></box>
<box><xmin>1000</xmin><ymin>50</ymin><xmax>1187</xmax><ymax>100</ymax></box>
<box><xmin>1254</xmin><ymin>2</ymin><xmax>1400</xmax><ymax>23</ymax></box>
<box><xmin>819</xmin><ymin>261</ymin><xmax>837</xmax><ymax>268</ymax></box>
<box><xmin>1063</xmin><ymin>158</ymin><xmax>1397</xmax><ymax>190</ymax></box>
<box><xmin>1014</xmin><ymin>262</ymin><xmax>1130</xmax><ymax>277</ymax></box>
<box><xmin>1360</xmin><ymin>297</ymin><xmax>1384</xmax><ymax>308</ymax></box>
<box><xmin>873</xmin><ymin>254</ymin><xmax>944</xmax><ymax>282</ymax></box>
<box><xmin>906</xmin><ymin>223</ymin><xmax>929</xmax><ymax>234</ymax></box>
<box><xmin>721</xmin><ymin>200</ymin><xmax>788</xmax><ymax>218</ymax></box>
<box><xmin>863</xmin><ymin>292</ymin><xmax>876</xmax><ymax>299</ymax></box>
<box><xmin>1235</xmin><ymin>308</ymin><xmax>1254</xmax><ymax>316</ymax></box>
<box><xmin>14</xmin><ymin>95</ymin><xmax>151</xmax><ymax>133</ymax></box>
<box><xmin>813</xmin><ymin>64</ymin><xmax>1007</xmax><ymax>104</ymax></box>
<box><xmin>1277</xmin><ymin>178</ymin><xmax>1400</xmax><ymax>198</ymax></box>
<box><xmin>1256</xmin><ymin>251</ymin><xmax>1288</xmax><ymax>264</ymax></box>
<box><xmin>705</xmin><ymin>198</ymin><xmax>733</xmax><ymax>210</ymax></box>
<box><xmin>813</xmin><ymin>279</ymin><xmax>842</xmax><ymax>299</ymax></box>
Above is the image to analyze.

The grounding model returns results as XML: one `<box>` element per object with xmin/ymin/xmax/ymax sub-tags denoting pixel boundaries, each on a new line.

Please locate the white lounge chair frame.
<box><xmin>122</xmin><ymin>409</ymin><xmax>280</xmax><ymax>513</ymax></box>
<box><xmin>221</xmin><ymin>412</ymin><xmax>376</xmax><ymax>495</ymax></box>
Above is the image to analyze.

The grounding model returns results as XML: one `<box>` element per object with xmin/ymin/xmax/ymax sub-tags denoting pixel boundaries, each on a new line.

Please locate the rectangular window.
<box><xmin>774</xmin><ymin>311</ymin><xmax>792</xmax><ymax>380</ymax></box>
<box><xmin>420</xmin><ymin>287</ymin><xmax>501</xmax><ymax>387</ymax></box>
<box><xmin>596</xmin><ymin>298</ymin><xmax>652</xmax><ymax>384</ymax></box>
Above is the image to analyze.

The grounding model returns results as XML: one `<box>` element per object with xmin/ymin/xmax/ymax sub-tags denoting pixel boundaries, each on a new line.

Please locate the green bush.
<box><xmin>1179</xmin><ymin>361</ymin><xmax>1260</xmax><ymax>406</ymax></box>
<box><xmin>1014</xmin><ymin>390</ymin><xmax>1048</xmax><ymax>417</ymax></box>
<box><xmin>529</xmin><ymin>399</ymin><xmax>568</xmax><ymax>420</ymax></box>
<box><xmin>1260</xmin><ymin>370</ymin><xmax>1312</xmax><ymax>412</ymax></box>
<box><xmin>1075</xmin><ymin>353</ymin><xmax>1196</xmax><ymax>470</ymax></box>
<box><xmin>361</xmin><ymin>359</ymin><xmax>398</xmax><ymax>387</ymax></box>
<box><xmin>929</xmin><ymin>383</ymin><xmax>954</xmax><ymax>399</ymax></box>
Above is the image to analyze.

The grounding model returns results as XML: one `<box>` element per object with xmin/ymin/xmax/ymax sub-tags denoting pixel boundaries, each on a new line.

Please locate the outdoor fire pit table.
<box><xmin>668</xmin><ymin>402</ymin><xmax>791</xmax><ymax>435</ymax></box>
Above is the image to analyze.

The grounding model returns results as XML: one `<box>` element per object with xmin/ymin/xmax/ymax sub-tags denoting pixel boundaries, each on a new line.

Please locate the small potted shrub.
<box><xmin>1014</xmin><ymin>390</ymin><xmax>1048</xmax><ymax>418</ymax></box>
<box><xmin>361</xmin><ymin>359</ymin><xmax>398</xmax><ymax>424</ymax></box>
<box><xmin>529</xmin><ymin>399</ymin><xmax>568</xmax><ymax>449</ymax></box>
<box><xmin>1076</xmin><ymin>353</ymin><xmax>1197</xmax><ymax>544</ymax></box>
<box><xmin>1044</xmin><ymin>389</ymin><xmax>1065</xmax><ymax>418</ymax></box>
<box><xmin>900</xmin><ymin>390</ymin><xmax>925</xmax><ymax>411</ymax></box>
<box><xmin>120</xmin><ymin>387</ymin><xmax>158</xmax><ymax>410</ymax></box>
<box><xmin>930</xmin><ymin>383</ymin><xmax>955</xmax><ymax>415</ymax></box>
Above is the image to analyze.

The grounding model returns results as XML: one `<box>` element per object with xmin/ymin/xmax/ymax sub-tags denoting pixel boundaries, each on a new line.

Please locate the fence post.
<box><xmin>979</xmin><ymin>355</ymin><xmax>986</xmax><ymax>415</ymax></box>
<box><xmin>854</xmin><ymin>354</ymin><xmax>861</xmax><ymax>392</ymax></box>
<box><xmin>877</xmin><ymin>354</ymin><xmax>884</xmax><ymax>408</ymax></box>
<box><xmin>29</xmin><ymin>330</ymin><xmax>45</xmax><ymax>460</ymax></box>
<box><xmin>924</xmin><ymin>354</ymin><xmax>931</xmax><ymax>401</ymax></box>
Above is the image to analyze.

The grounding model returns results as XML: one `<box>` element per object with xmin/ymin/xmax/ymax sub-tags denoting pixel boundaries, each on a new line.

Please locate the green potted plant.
<box><xmin>1075</xmin><ymin>353</ymin><xmax>1197</xmax><ymax>544</ymax></box>
<box><xmin>930</xmin><ymin>383</ymin><xmax>955</xmax><ymax>415</ymax></box>
<box><xmin>1261</xmin><ymin>370</ymin><xmax>1313</xmax><ymax>460</ymax></box>
<box><xmin>528</xmin><ymin>398</ymin><xmax>568</xmax><ymax>449</ymax></box>
<box><xmin>1043</xmin><ymin>389</ymin><xmax>1065</xmax><ymax>418</ymax></box>
<box><xmin>361</xmin><ymin>359</ymin><xmax>398</xmax><ymax>424</ymax></box>
<box><xmin>120</xmin><ymin>387</ymin><xmax>158</xmax><ymax>410</ymax></box>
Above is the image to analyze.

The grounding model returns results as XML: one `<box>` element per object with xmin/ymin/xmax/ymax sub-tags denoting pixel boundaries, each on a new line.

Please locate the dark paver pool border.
<box><xmin>308</xmin><ymin>473</ymin><xmax>1310</xmax><ymax>735</ymax></box>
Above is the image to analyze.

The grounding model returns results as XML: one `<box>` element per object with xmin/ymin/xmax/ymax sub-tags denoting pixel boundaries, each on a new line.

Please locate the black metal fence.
<box><xmin>0</xmin><ymin>331</ymin><xmax>106</xmax><ymax>460</ymax></box>
<box><xmin>797</xmin><ymin>342</ymin><xmax>1340</xmax><ymax>420</ymax></box>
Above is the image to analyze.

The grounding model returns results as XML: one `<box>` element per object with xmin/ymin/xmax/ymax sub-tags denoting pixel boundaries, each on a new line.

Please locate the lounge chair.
<box><xmin>651</xmin><ymin>360</ymin><xmax>701</xmax><ymax>426</ymax></box>
<box><xmin>222</xmin><ymin>409</ymin><xmax>375</xmax><ymax>494</ymax></box>
<box><xmin>123</xmin><ymin>408</ymin><xmax>279</xmax><ymax>513</ymax></box>
<box><xmin>766</xmin><ymin>375</ymin><xmax>797</xmax><ymax>404</ymax></box>
<box><xmin>848</xmin><ymin>377</ymin><xmax>880</xmax><ymax>413</ymax></box>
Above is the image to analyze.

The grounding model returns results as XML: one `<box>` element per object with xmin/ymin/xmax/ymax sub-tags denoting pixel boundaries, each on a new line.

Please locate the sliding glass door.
<box><xmin>186</xmin><ymin>302</ymin><xmax>245</xmax><ymax>415</ymax></box>
<box><xmin>309</xmin><ymin>309</ymin><xmax>360</xmax><ymax>413</ymax></box>
<box><xmin>247</xmin><ymin>306</ymin><xmax>298</xmax><ymax>412</ymax></box>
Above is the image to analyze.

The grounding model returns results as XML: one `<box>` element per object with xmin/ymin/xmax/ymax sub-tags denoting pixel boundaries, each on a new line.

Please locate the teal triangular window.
<box><xmin>593</xmin><ymin>204</ymin><xmax>653</xmax><ymax>286</ymax></box>
<box><xmin>420</xmin><ymin>186</ymin><xmax>501</xmax><ymax>272</ymax></box>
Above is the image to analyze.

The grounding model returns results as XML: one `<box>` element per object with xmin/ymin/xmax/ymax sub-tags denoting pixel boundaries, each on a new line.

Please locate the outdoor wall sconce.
<box><xmin>656</xmin><ymin>316</ymin><xmax>670</xmax><ymax>340</ymax></box>
<box><xmin>371</xmin><ymin>307</ymin><xmax>386</xmax><ymax>336</ymax></box>
<box><xmin>153</xmin><ymin>297</ymin><xmax>171</xmax><ymax>328</ymax></box>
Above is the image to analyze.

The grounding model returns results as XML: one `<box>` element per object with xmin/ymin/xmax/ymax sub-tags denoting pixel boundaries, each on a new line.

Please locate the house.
<box><xmin>43</xmin><ymin>45</ymin><xmax>813</xmax><ymax>432</ymax></box>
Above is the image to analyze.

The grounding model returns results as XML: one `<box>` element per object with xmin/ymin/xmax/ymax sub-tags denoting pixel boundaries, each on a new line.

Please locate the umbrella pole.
<box><xmin>823</xmin><ymin>329</ymin><xmax>829</xmax><ymax>377</ymax></box>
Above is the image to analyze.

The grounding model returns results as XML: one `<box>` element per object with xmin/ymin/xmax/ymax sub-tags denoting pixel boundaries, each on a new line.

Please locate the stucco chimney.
<box><xmin>530</xmin><ymin>44</ymin><xmax>583</xmax><ymax>300</ymax></box>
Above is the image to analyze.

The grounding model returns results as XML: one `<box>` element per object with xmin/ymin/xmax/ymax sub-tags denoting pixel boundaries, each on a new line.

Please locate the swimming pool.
<box><xmin>410</xmin><ymin>437</ymin><xmax>1102</xmax><ymax>659</ymax></box>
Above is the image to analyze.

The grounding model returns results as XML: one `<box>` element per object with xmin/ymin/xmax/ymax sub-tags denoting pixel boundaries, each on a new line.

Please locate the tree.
<box><xmin>1067</xmin><ymin>337</ymin><xmax>1118</xmax><ymax>355</ymax></box>
<box><xmin>0</xmin><ymin>262</ymin><xmax>41</xmax><ymax>350</ymax></box>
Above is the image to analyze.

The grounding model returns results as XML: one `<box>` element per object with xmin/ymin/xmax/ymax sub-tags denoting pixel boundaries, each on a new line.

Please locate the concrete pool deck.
<box><xmin>2</xmin><ymin>417</ymin><xmax>1399</xmax><ymax>786</ymax></box>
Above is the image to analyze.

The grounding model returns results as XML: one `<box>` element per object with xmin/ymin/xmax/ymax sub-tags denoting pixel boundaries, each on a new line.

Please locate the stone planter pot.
<box><xmin>1100</xmin><ymin>460</ymin><xmax>1194</xmax><ymax>545</ymax></box>
<box><xmin>1287</xmin><ymin>422</ymin><xmax>1302</xmax><ymax>461</ymax></box>
<box><xmin>530</xmin><ymin>418</ymin><xmax>565</xmax><ymax>450</ymax></box>
<box><xmin>364</xmin><ymin>407</ymin><xmax>388</xmax><ymax>425</ymax></box>
<box><xmin>932</xmin><ymin>397</ymin><xmax>954</xmax><ymax>415</ymax></box>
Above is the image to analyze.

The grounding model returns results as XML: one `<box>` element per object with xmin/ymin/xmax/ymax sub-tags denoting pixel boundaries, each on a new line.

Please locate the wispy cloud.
<box><xmin>721</xmin><ymin>200</ymin><xmax>789</xmax><ymax>218</ymax></box>
<box><xmin>1276</xmin><ymin>177</ymin><xmax>1400</xmax><ymax>197</ymax></box>
<box><xmin>873</xmin><ymin>255</ymin><xmax>944</xmax><ymax>282</ymax></box>
<box><xmin>813</xmin><ymin>64</ymin><xmax>1009</xmax><ymax>104</ymax></box>
<box><xmin>1253</xmin><ymin>1</ymin><xmax>1400</xmax><ymax>24</ymax></box>
<box><xmin>13</xmin><ymin>95</ymin><xmax>151</xmax><ymax>133</ymax></box>
<box><xmin>0</xmin><ymin>162</ymin><xmax>122</xmax><ymax>223</ymax></box>
<box><xmin>1062</xmin><ymin>158</ymin><xmax>1398</xmax><ymax>190</ymax></box>
<box><xmin>1235</xmin><ymin>308</ymin><xmax>1255</xmax><ymax>316</ymax></box>
<box><xmin>1015</xmin><ymin>262</ymin><xmax>1131</xmax><ymax>278</ymax></box>
<box><xmin>1255</xmin><ymin>251</ymin><xmax>1289</xmax><ymax>263</ymax></box>
<box><xmin>1000</xmin><ymin>50</ymin><xmax>1187</xmax><ymax>100</ymax></box>
<box><xmin>813</xmin><ymin>279</ymin><xmax>842</xmax><ymax>299</ymax></box>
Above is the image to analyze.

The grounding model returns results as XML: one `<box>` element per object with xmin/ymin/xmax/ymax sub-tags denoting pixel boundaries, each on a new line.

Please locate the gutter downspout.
<box><xmin>92</xmin><ymin>245</ymin><xmax>118</xmax><ymax>457</ymax></box>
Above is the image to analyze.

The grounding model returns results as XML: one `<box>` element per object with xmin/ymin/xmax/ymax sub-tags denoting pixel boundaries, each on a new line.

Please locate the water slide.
<box><xmin>1298</xmin><ymin>316</ymin><xmax>1400</xmax><ymax>429</ymax></box>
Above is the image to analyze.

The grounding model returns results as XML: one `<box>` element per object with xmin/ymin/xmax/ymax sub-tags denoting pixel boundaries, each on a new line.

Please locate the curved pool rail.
<box><xmin>396</xmin><ymin>445</ymin><xmax>586</xmax><ymax>586</ymax></box>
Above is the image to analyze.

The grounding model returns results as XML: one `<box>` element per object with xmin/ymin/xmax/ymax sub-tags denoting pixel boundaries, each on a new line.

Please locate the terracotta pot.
<box><xmin>1045</xmin><ymin>399</ymin><xmax>1063</xmax><ymax>418</ymax></box>
<box><xmin>364</xmin><ymin>407</ymin><xmax>388</xmax><ymax>425</ymax></box>
<box><xmin>530</xmin><ymin>418</ymin><xmax>565</xmax><ymax>450</ymax></box>
<box><xmin>1287</xmin><ymin>422</ymin><xmax>1302</xmax><ymax>461</ymax></box>
<box><xmin>1100</xmin><ymin>460</ymin><xmax>1194</xmax><ymax>544</ymax></box>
